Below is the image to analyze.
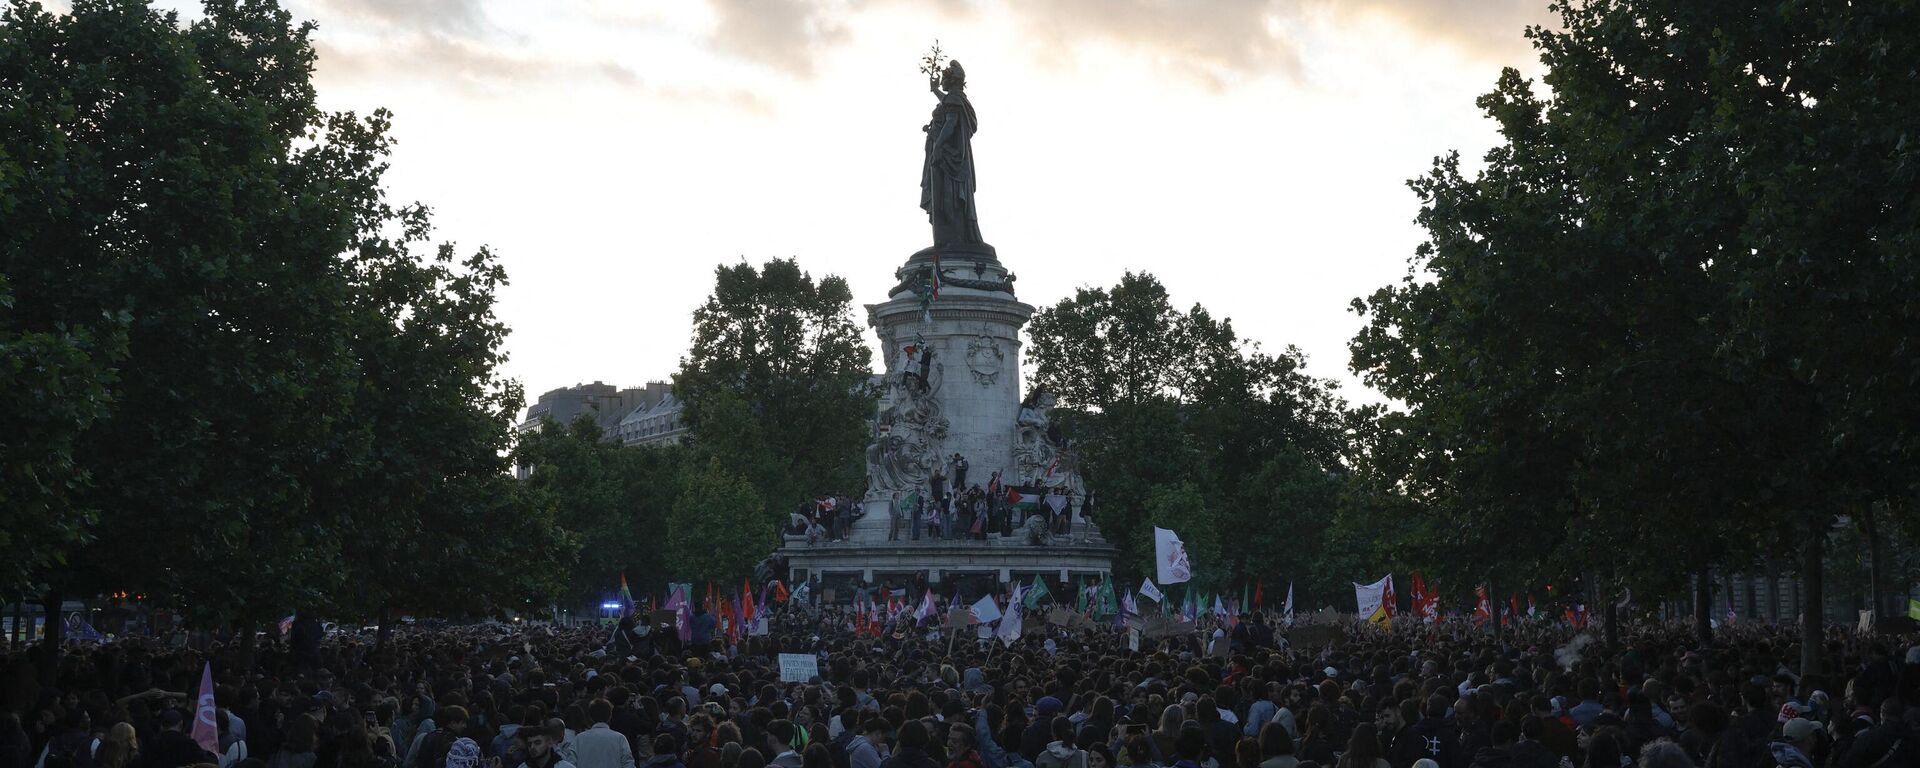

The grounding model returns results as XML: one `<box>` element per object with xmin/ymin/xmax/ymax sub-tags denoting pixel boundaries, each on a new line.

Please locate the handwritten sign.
<box><xmin>777</xmin><ymin>653</ymin><xmax>820</xmax><ymax>683</ymax></box>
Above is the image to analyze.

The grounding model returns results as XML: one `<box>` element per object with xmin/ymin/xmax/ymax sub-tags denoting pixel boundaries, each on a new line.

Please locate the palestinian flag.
<box><xmin>1005</xmin><ymin>485</ymin><xmax>1044</xmax><ymax>511</ymax></box>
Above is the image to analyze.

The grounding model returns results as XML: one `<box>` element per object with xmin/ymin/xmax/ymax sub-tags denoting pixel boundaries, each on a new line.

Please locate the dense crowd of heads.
<box><xmin>3</xmin><ymin>604</ymin><xmax>1917</xmax><ymax>768</ymax></box>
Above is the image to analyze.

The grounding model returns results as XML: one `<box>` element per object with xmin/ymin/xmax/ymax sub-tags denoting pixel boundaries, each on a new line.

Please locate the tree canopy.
<box><xmin>1349</xmin><ymin>0</ymin><xmax>1920</xmax><ymax>667</ymax></box>
<box><xmin>0</xmin><ymin>0</ymin><xmax>567</xmax><ymax>628</ymax></box>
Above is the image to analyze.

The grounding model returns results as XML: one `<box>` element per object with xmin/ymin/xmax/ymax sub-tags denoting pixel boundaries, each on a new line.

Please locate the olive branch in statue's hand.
<box><xmin>919</xmin><ymin>39</ymin><xmax>946</xmax><ymax>88</ymax></box>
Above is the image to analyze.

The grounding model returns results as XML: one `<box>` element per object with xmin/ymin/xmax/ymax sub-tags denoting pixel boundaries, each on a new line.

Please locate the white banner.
<box><xmin>1353</xmin><ymin>575</ymin><xmax>1392</xmax><ymax>619</ymax></box>
<box><xmin>1154</xmin><ymin>527</ymin><xmax>1192</xmax><ymax>584</ymax></box>
<box><xmin>1139</xmin><ymin>577</ymin><xmax>1164</xmax><ymax>603</ymax></box>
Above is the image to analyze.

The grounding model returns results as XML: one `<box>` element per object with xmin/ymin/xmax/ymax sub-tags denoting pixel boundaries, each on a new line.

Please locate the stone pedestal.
<box><xmin>867</xmin><ymin>254</ymin><xmax>1031</xmax><ymax>497</ymax></box>
<box><xmin>783</xmin><ymin>243</ymin><xmax>1114</xmax><ymax>594</ymax></box>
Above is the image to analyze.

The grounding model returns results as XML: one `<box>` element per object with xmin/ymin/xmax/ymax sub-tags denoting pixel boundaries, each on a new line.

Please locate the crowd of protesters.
<box><xmin>4</xmin><ymin>599</ymin><xmax>1918</xmax><ymax>768</ymax></box>
<box><xmin>781</xmin><ymin>457</ymin><xmax>1096</xmax><ymax>548</ymax></box>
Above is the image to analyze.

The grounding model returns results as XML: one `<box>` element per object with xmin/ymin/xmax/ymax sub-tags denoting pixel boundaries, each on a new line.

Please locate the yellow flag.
<box><xmin>1368</xmin><ymin>604</ymin><xmax>1393</xmax><ymax>629</ymax></box>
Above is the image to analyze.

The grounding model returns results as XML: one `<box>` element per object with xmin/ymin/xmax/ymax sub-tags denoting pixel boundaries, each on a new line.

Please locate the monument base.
<box><xmin>778</xmin><ymin>538</ymin><xmax>1116</xmax><ymax>592</ymax></box>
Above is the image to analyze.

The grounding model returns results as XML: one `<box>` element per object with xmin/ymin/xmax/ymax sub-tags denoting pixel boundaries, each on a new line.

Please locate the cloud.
<box><xmin>310</xmin><ymin>0</ymin><xmax>491</xmax><ymax>36</ymax></box>
<box><xmin>692</xmin><ymin>0</ymin><xmax>1549</xmax><ymax>86</ymax></box>
<box><xmin>1014</xmin><ymin>0</ymin><xmax>1301</xmax><ymax>86</ymax></box>
<box><xmin>706</xmin><ymin>0</ymin><xmax>852</xmax><ymax>77</ymax></box>
<box><xmin>1335</xmin><ymin>0</ymin><xmax>1555</xmax><ymax>63</ymax></box>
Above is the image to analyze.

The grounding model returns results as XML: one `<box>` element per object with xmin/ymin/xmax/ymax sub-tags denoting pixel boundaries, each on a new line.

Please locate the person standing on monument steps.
<box><xmin>951</xmin><ymin>454</ymin><xmax>968</xmax><ymax>492</ymax></box>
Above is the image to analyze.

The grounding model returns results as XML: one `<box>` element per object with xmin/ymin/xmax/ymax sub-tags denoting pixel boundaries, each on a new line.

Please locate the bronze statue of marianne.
<box><xmin>922</xmin><ymin>60</ymin><xmax>983</xmax><ymax>248</ymax></box>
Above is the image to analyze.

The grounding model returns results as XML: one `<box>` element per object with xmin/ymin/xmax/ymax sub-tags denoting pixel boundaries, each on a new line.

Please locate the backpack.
<box><xmin>42</xmin><ymin>733</ymin><xmax>94</xmax><ymax>768</ymax></box>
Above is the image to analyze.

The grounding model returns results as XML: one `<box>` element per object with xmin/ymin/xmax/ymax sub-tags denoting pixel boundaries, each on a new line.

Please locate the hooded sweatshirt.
<box><xmin>1034</xmin><ymin>742</ymin><xmax>1085</xmax><ymax>768</ymax></box>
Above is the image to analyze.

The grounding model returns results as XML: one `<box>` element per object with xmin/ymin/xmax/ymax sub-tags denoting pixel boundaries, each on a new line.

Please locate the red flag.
<box><xmin>1473</xmin><ymin>586</ymin><xmax>1491</xmax><ymax>625</ymax></box>
<box><xmin>1254</xmin><ymin>580</ymin><xmax>1264</xmax><ymax>609</ymax></box>
<box><xmin>1509</xmin><ymin>594</ymin><xmax>1519</xmax><ymax>619</ymax></box>
<box><xmin>772</xmin><ymin>580</ymin><xmax>790</xmax><ymax>603</ymax></box>
<box><xmin>741</xmin><ymin>579</ymin><xmax>756</xmax><ymax>622</ymax></box>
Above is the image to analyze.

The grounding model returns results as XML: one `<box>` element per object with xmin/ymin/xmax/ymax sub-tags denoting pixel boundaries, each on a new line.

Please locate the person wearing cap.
<box><xmin>1769</xmin><ymin>718</ymin><xmax>1821</xmax><ymax>768</ymax></box>
<box><xmin>1022</xmin><ymin>700</ymin><xmax>1063</xmax><ymax>761</ymax></box>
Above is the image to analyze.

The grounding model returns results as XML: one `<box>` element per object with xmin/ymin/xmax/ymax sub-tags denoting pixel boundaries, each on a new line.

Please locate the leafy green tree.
<box><xmin>1027</xmin><ymin>272</ymin><xmax>1355</xmax><ymax>586</ymax></box>
<box><xmin>666</xmin><ymin>459</ymin><xmax>770</xmax><ymax>585</ymax></box>
<box><xmin>1</xmin><ymin>0</ymin><xmax>564</xmax><ymax>641</ymax></box>
<box><xmin>0</xmin><ymin>276</ymin><xmax>123</xmax><ymax>595</ymax></box>
<box><xmin>3</xmin><ymin>0</ymin><xmax>363</xmax><ymax>627</ymax></box>
<box><xmin>675</xmin><ymin>257</ymin><xmax>874</xmax><ymax>509</ymax></box>
<box><xmin>514</xmin><ymin>416</ymin><xmax>684</xmax><ymax>606</ymax></box>
<box><xmin>1351</xmin><ymin>0</ymin><xmax>1920</xmax><ymax>666</ymax></box>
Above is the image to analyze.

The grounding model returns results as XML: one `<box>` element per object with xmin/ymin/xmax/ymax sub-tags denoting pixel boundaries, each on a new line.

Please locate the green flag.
<box><xmin>1024</xmin><ymin>575</ymin><xmax>1051</xmax><ymax>608</ymax></box>
<box><xmin>1096</xmin><ymin>580</ymin><xmax>1119</xmax><ymax>618</ymax></box>
<box><xmin>1242</xmin><ymin>583</ymin><xmax>1251</xmax><ymax>612</ymax></box>
<box><xmin>1076</xmin><ymin>576</ymin><xmax>1087</xmax><ymax>613</ymax></box>
<box><xmin>1909</xmin><ymin>598</ymin><xmax>1920</xmax><ymax>621</ymax></box>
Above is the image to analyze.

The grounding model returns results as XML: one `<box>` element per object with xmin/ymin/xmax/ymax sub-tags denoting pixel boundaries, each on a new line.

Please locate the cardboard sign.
<box><xmin>1046</xmin><ymin>608</ymin><xmax>1095</xmax><ymax>631</ymax></box>
<box><xmin>650</xmin><ymin>610</ymin><xmax>678</xmax><ymax>626</ymax></box>
<box><xmin>945</xmin><ymin>607</ymin><xmax>973</xmax><ymax>629</ymax></box>
<box><xmin>777</xmin><ymin>653</ymin><xmax>820</xmax><ymax>683</ymax></box>
<box><xmin>1137</xmin><ymin>614</ymin><xmax>1195</xmax><ymax>639</ymax></box>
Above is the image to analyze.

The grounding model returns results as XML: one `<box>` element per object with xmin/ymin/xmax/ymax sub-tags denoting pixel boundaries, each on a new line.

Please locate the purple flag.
<box><xmin>192</xmin><ymin>662</ymin><xmax>218</xmax><ymax>756</ymax></box>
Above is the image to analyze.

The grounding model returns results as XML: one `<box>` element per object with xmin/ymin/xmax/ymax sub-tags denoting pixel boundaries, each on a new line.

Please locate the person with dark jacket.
<box><xmin>410</xmin><ymin>707</ymin><xmax>469</xmax><ymax>768</ymax></box>
<box><xmin>1021</xmin><ymin>701</ymin><xmax>1062</xmax><ymax>762</ymax></box>
<box><xmin>141</xmin><ymin>710</ymin><xmax>217</xmax><ymax>768</ymax></box>
<box><xmin>641</xmin><ymin>736</ymin><xmax>686</xmax><ymax>768</ymax></box>
<box><xmin>1841</xmin><ymin>700</ymin><xmax>1918</xmax><ymax>768</ymax></box>
<box><xmin>881</xmin><ymin>723</ymin><xmax>939</xmax><ymax>768</ymax></box>
<box><xmin>1468</xmin><ymin>721</ymin><xmax>1518</xmax><ymax>768</ymax></box>
<box><xmin>1402</xmin><ymin>697</ymin><xmax>1459</xmax><ymax>768</ymax></box>
<box><xmin>1507</xmin><ymin>719</ymin><xmax>1557</xmax><ymax>768</ymax></box>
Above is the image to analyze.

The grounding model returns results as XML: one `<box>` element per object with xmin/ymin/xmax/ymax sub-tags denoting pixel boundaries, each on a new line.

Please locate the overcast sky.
<box><xmin>159</xmin><ymin>0</ymin><xmax>1554</xmax><ymax>409</ymax></box>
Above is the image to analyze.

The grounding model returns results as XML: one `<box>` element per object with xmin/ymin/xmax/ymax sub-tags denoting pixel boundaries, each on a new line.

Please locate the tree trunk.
<box><xmin>1801</xmin><ymin>519</ymin><xmax>1826</xmax><ymax>679</ymax></box>
<box><xmin>1865</xmin><ymin>506</ymin><xmax>1892</xmax><ymax>618</ymax></box>
<box><xmin>37</xmin><ymin>589</ymin><xmax>63</xmax><ymax>686</ymax></box>
<box><xmin>1603</xmin><ymin>591</ymin><xmax>1619</xmax><ymax>648</ymax></box>
<box><xmin>1766</xmin><ymin>559</ymin><xmax>1782</xmax><ymax>624</ymax></box>
<box><xmin>1693</xmin><ymin>567</ymin><xmax>1713</xmax><ymax>647</ymax></box>
<box><xmin>377</xmin><ymin>608</ymin><xmax>393</xmax><ymax>651</ymax></box>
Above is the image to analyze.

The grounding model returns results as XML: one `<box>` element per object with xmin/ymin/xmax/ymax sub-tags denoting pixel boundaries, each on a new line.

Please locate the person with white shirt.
<box><xmin>571</xmin><ymin>700</ymin><xmax>634</xmax><ymax>768</ymax></box>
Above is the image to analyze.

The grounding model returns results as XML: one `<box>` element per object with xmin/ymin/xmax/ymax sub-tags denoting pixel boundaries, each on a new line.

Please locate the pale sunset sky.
<box><xmin>153</xmin><ymin>0</ymin><xmax>1555</xmax><ymax>408</ymax></box>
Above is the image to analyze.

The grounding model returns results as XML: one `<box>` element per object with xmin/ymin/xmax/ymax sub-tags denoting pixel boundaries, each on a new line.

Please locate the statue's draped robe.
<box><xmin>921</xmin><ymin>92</ymin><xmax>983</xmax><ymax>247</ymax></box>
